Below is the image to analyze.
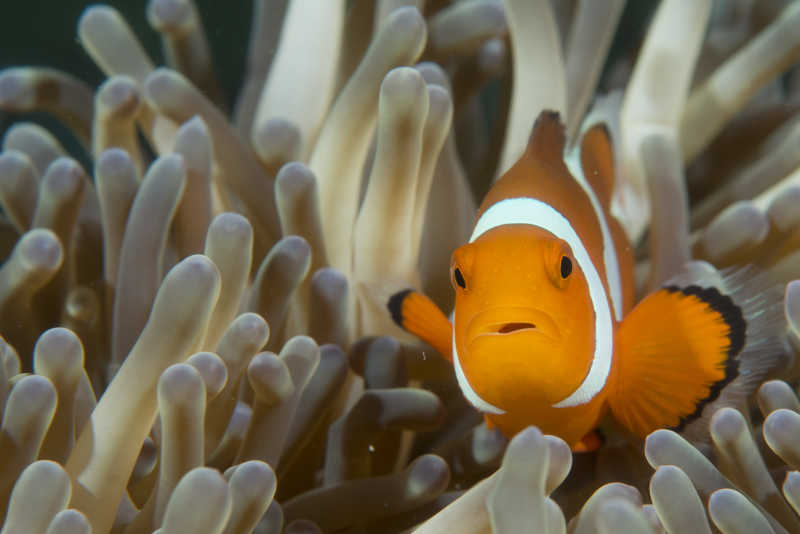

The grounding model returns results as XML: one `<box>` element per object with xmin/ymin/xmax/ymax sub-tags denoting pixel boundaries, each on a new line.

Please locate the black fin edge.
<box><xmin>527</xmin><ymin>110</ymin><xmax>566</xmax><ymax>151</ymax></box>
<box><xmin>387</xmin><ymin>289</ymin><xmax>413</xmax><ymax>328</ymax></box>
<box><xmin>663</xmin><ymin>285</ymin><xmax>745</xmax><ymax>432</ymax></box>
<box><xmin>534</xmin><ymin>109</ymin><xmax>563</xmax><ymax>128</ymax></box>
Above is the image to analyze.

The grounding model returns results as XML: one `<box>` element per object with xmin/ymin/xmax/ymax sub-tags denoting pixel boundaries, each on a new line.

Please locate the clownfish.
<box><xmin>388</xmin><ymin>111</ymin><xmax>785</xmax><ymax>450</ymax></box>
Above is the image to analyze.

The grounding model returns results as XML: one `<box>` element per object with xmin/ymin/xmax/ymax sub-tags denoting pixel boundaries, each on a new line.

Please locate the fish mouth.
<box><xmin>496</xmin><ymin>322</ymin><xmax>537</xmax><ymax>334</ymax></box>
<box><xmin>466</xmin><ymin>307</ymin><xmax>561</xmax><ymax>343</ymax></box>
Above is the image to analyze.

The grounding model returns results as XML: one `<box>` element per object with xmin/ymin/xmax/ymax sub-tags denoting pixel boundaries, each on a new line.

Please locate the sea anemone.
<box><xmin>1</xmin><ymin>0</ymin><xmax>800</xmax><ymax>533</ymax></box>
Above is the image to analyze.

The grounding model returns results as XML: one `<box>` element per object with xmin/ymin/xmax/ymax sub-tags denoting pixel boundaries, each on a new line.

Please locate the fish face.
<box><xmin>451</xmin><ymin>225</ymin><xmax>596</xmax><ymax>410</ymax></box>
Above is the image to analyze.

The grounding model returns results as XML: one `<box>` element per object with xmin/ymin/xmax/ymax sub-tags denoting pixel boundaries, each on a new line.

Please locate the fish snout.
<box><xmin>466</xmin><ymin>307</ymin><xmax>561</xmax><ymax>344</ymax></box>
<box><xmin>457</xmin><ymin>307</ymin><xmax>577</xmax><ymax>407</ymax></box>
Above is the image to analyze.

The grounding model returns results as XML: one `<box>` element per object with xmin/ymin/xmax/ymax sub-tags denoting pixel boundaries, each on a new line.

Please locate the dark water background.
<box><xmin>0</xmin><ymin>1</ymin><xmax>250</xmax><ymax>109</ymax></box>
<box><xmin>0</xmin><ymin>0</ymin><xmax>657</xmax><ymax>171</ymax></box>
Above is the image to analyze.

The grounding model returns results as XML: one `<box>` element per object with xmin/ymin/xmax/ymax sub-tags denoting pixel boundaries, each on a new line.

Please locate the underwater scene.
<box><xmin>1</xmin><ymin>0</ymin><xmax>800</xmax><ymax>532</ymax></box>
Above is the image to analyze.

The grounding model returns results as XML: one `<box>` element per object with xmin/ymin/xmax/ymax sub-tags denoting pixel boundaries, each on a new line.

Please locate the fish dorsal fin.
<box><xmin>525</xmin><ymin>110</ymin><xmax>567</xmax><ymax>167</ymax></box>
<box><xmin>579</xmin><ymin>124</ymin><xmax>615</xmax><ymax>208</ymax></box>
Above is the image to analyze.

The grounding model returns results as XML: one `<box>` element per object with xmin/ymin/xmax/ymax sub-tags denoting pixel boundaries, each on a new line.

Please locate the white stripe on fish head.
<box><xmin>452</xmin><ymin>330</ymin><xmax>505</xmax><ymax>414</ymax></box>
<box><xmin>564</xmin><ymin>147</ymin><xmax>624</xmax><ymax>321</ymax></box>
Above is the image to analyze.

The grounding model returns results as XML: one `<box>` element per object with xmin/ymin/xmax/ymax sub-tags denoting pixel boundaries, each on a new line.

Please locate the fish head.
<box><xmin>451</xmin><ymin>224</ymin><xmax>596</xmax><ymax>410</ymax></box>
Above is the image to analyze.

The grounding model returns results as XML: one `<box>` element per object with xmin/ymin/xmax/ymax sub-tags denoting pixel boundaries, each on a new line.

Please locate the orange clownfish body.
<box><xmin>390</xmin><ymin>111</ymin><xmax>783</xmax><ymax>450</ymax></box>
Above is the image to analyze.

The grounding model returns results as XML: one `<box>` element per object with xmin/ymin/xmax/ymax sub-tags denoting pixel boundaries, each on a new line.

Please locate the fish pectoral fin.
<box><xmin>609</xmin><ymin>285</ymin><xmax>748</xmax><ymax>440</ymax></box>
<box><xmin>388</xmin><ymin>289</ymin><xmax>453</xmax><ymax>362</ymax></box>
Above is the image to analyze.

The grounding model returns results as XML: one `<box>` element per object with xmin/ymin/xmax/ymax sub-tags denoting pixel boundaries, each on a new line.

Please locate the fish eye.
<box><xmin>560</xmin><ymin>256</ymin><xmax>572</xmax><ymax>279</ymax></box>
<box><xmin>454</xmin><ymin>267</ymin><xmax>466</xmax><ymax>289</ymax></box>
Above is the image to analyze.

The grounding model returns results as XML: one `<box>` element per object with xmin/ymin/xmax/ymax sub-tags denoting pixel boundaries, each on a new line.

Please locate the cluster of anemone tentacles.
<box><xmin>1</xmin><ymin>0</ymin><xmax>800</xmax><ymax>533</ymax></box>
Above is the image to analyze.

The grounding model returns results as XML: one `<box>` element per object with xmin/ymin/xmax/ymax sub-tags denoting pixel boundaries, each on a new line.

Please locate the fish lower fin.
<box><xmin>388</xmin><ymin>289</ymin><xmax>452</xmax><ymax>361</ymax></box>
<box><xmin>572</xmin><ymin>430</ymin><xmax>604</xmax><ymax>453</ymax></box>
<box><xmin>609</xmin><ymin>263</ymin><xmax>786</xmax><ymax>442</ymax></box>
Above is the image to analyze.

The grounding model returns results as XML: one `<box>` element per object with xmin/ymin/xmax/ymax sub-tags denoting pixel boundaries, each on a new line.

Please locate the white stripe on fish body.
<box><xmin>470</xmin><ymin>197</ymin><xmax>613</xmax><ymax>408</ymax></box>
<box><xmin>564</xmin><ymin>147</ymin><xmax>624</xmax><ymax>321</ymax></box>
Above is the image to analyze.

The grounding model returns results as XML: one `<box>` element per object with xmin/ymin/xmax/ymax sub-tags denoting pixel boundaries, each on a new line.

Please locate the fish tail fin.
<box><xmin>609</xmin><ymin>261</ymin><xmax>787</xmax><ymax>442</ymax></box>
<box><xmin>387</xmin><ymin>289</ymin><xmax>453</xmax><ymax>361</ymax></box>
